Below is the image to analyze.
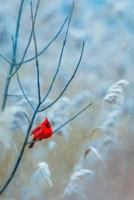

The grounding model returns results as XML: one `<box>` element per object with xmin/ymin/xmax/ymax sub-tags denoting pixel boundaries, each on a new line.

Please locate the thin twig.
<box><xmin>22</xmin><ymin>111</ymin><xmax>30</xmax><ymax>124</ymax></box>
<box><xmin>53</xmin><ymin>103</ymin><xmax>92</xmax><ymax>134</ymax></box>
<box><xmin>0</xmin><ymin>1</ymin><xmax>87</xmax><ymax>196</ymax></box>
<box><xmin>41</xmin><ymin>1</ymin><xmax>74</xmax><ymax>105</ymax></box>
<box><xmin>2</xmin><ymin>94</ymin><xmax>24</xmax><ymax>97</ymax></box>
<box><xmin>31</xmin><ymin>1</ymin><xmax>41</xmax><ymax>103</ymax></box>
<box><xmin>0</xmin><ymin>104</ymin><xmax>40</xmax><ymax>195</ymax></box>
<box><xmin>0</xmin><ymin>54</ymin><xmax>11</xmax><ymax>64</ymax></box>
<box><xmin>15</xmin><ymin>13</ymin><xmax>70</xmax><ymax>66</ymax></box>
<box><xmin>1</xmin><ymin>0</ymin><xmax>71</xmax><ymax>111</ymax></box>
<box><xmin>10</xmin><ymin>5</ymin><xmax>72</xmax><ymax>78</ymax></box>
<box><xmin>16</xmin><ymin>70</ymin><xmax>35</xmax><ymax>111</ymax></box>
<box><xmin>1</xmin><ymin>0</ymin><xmax>25</xmax><ymax>111</ymax></box>
<box><xmin>39</xmin><ymin>41</ymin><xmax>85</xmax><ymax>112</ymax></box>
<box><xmin>10</xmin><ymin>0</ymin><xmax>40</xmax><ymax>78</ymax></box>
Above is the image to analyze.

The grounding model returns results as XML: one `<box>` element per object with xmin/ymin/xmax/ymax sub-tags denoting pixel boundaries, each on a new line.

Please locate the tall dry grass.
<box><xmin>0</xmin><ymin>0</ymin><xmax>134</xmax><ymax>200</ymax></box>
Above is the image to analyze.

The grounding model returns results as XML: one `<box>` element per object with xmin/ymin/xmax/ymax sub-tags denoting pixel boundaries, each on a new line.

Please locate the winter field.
<box><xmin>0</xmin><ymin>0</ymin><xmax>134</xmax><ymax>199</ymax></box>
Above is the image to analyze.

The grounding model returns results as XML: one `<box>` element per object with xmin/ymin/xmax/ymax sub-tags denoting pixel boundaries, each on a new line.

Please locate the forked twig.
<box><xmin>39</xmin><ymin>41</ymin><xmax>85</xmax><ymax>112</ymax></box>
<box><xmin>31</xmin><ymin>1</ymin><xmax>41</xmax><ymax>103</ymax></box>
<box><xmin>0</xmin><ymin>54</ymin><xmax>11</xmax><ymax>64</ymax></box>
<box><xmin>41</xmin><ymin>1</ymin><xmax>74</xmax><ymax>105</ymax></box>
<box><xmin>1</xmin><ymin>0</ymin><xmax>70</xmax><ymax>111</ymax></box>
<box><xmin>10</xmin><ymin>0</ymin><xmax>41</xmax><ymax>78</ymax></box>
<box><xmin>1</xmin><ymin>0</ymin><xmax>25</xmax><ymax>111</ymax></box>
<box><xmin>16</xmin><ymin>70</ymin><xmax>35</xmax><ymax>111</ymax></box>
<box><xmin>0</xmin><ymin>1</ymin><xmax>91</xmax><ymax>196</ymax></box>
<box><xmin>10</xmin><ymin>11</ymin><xmax>71</xmax><ymax>77</ymax></box>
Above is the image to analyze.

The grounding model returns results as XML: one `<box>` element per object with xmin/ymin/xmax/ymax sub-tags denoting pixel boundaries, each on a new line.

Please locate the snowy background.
<box><xmin>0</xmin><ymin>0</ymin><xmax>134</xmax><ymax>199</ymax></box>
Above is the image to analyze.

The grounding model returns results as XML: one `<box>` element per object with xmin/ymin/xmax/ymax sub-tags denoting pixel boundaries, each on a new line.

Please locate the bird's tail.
<box><xmin>28</xmin><ymin>140</ymin><xmax>35</xmax><ymax>148</ymax></box>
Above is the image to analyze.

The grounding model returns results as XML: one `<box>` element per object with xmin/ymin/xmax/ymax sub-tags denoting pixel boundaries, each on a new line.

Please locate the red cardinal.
<box><xmin>29</xmin><ymin>118</ymin><xmax>53</xmax><ymax>148</ymax></box>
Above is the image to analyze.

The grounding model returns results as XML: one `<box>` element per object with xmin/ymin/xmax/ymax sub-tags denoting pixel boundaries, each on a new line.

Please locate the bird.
<box><xmin>28</xmin><ymin>118</ymin><xmax>53</xmax><ymax>148</ymax></box>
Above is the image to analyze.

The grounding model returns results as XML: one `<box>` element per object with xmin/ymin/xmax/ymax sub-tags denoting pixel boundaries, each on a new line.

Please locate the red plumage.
<box><xmin>29</xmin><ymin>118</ymin><xmax>53</xmax><ymax>148</ymax></box>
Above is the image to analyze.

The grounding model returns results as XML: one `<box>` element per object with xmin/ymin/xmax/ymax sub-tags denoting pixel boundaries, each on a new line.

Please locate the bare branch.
<box><xmin>53</xmin><ymin>102</ymin><xmax>92</xmax><ymax>134</ymax></box>
<box><xmin>41</xmin><ymin>1</ymin><xmax>74</xmax><ymax>105</ymax></box>
<box><xmin>10</xmin><ymin>0</ymin><xmax>40</xmax><ymax>78</ymax></box>
<box><xmin>1</xmin><ymin>0</ymin><xmax>25</xmax><ymax>110</ymax></box>
<box><xmin>12</xmin><ymin>35</ymin><xmax>34</xmax><ymax>111</ymax></box>
<box><xmin>22</xmin><ymin>111</ymin><xmax>30</xmax><ymax>124</ymax></box>
<box><xmin>0</xmin><ymin>104</ymin><xmax>40</xmax><ymax>195</ymax></box>
<box><xmin>0</xmin><ymin>1</ymin><xmax>88</xmax><ymax>196</ymax></box>
<box><xmin>39</xmin><ymin>41</ymin><xmax>85</xmax><ymax>112</ymax></box>
<box><xmin>16</xmin><ymin>70</ymin><xmax>35</xmax><ymax>111</ymax></box>
<box><xmin>1</xmin><ymin>0</ymin><xmax>71</xmax><ymax>111</ymax></box>
<box><xmin>17</xmin><ymin>14</ymin><xmax>70</xmax><ymax>65</ymax></box>
<box><xmin>31</xmin><ymin>1</ymin><xmax>41</xmax><ymax>103</ymax></box>
<box><xmin>0</xmin><ymin>54</ymin><xmax>11</xmax><ymax>64</ymax></box>
<box><xmin>2</xmin><ymin>94</ymin><xmax>24</xmax><ymax>97</ymax></box>
<box><xmin>10</xmin><ymin>9</ymin><xmax>71</xmax><ymax>78</ymax></box>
